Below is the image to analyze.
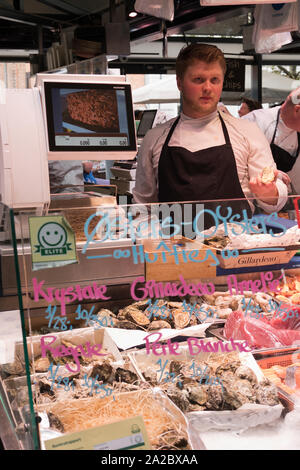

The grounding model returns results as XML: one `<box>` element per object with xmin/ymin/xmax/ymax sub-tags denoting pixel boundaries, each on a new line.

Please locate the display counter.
<box><xmin>1</xmin><ymin>195</ymin><xmax>300</xmax><ymax>450</ymax></box>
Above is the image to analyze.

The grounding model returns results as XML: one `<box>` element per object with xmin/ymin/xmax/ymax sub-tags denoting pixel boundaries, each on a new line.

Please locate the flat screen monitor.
<box><xmin>38</xmin><ymin>74</ymin><xmax>137</xmax><ymax>160</ymax></box>
<box><xmin>137</xmin><ymin>110</ymin><xmax>158</xmax><ymax>138</ymax></box>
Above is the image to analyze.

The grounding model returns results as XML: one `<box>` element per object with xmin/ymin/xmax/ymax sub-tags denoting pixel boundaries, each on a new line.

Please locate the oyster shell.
<box><xmin>222</xmin><ymin>378</ymin><xmax>255</xmax><ymax>409</ymax></box>
<box><xmin>235</xmin><ymin>365</ymin><xmax>258</xmax><ymax>384</ymax></box>
<box><xmin>37</xmin><ymin>377</ymin><xmax>55</xmax><ymax>396</ymax></box>
<box><xmin>161</xmin><ymin>383</ymin><xmax>190</xmax><ymax>412</ymax></box>
<box><xmin>95</xmin><ymin>308</ymin><xmax>116</xmax><ymax>327</ymax></box>
<box><xmin>148</xmin><ymin>320</ymin><xmax>171</xmax><ymax>331</ymax></box>
<box><xmin>254</xmin><ymin>379</ymin><xmax>279</xmax><ymax>406</ymax></box>
<box><xmin>116</xmin><ymin>320</ymin><xmax>141</xmax><ymax>330</ymax></box>
<box><xmin>187</xmin><ymin>385</ymin><xmax>208</xmax><ymax>405</ymax></box>
<box><xmin>205</xmin><ymin>384</ymin><xmax>224</xmax><ymax>410</ymax></box>
<box><xmin>2</xmin><ymin>356</ymin><xmax>25</xmax><ymax>376</ymax></box>
<box><xmin>142</xmin><ymin>366</ymin><xmax>158</xmax><ymax>384</ymax></box>
<box><xmin>171</xmin><ymin>308</ymin><xmax>190</xmax><ymax>329</ymax></box>
<box><xmin>48</xmin><ymin>411</ymin><xmax>65</xmax><ymax>432</ymax></box>
<box><xmin>90</xmin><ymin>361</ymin><xmax>115</xmax><ymax>383</ymax></box>
<box><xmin>33</xmin><ymin>356</ymin><xmax>51</xmax><ymax>373</ymax></box>
<box><xmin>115</xmin><ymin>367</ymin><xmax>138</xmax><ymax>384</ymax></box>
<box><xmin>261</xmin><ymin>166</ymin><xmax>275</xmax><ymax>184</ymax></box>
<box><xmin>169</xmin><ymin>360</ymin><xmax>184</xmax><ymax>376</ymax></box>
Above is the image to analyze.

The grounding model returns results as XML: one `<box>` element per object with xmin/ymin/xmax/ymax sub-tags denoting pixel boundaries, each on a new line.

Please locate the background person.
<box><xmin>242</xmin><ymin>88</ymin><xmax>300</xmax><ymax>194</ymax></box>
<box><xmin>133</xmin><ymin>43</ymin><xmax>287</xmax><ymax>223</ymax></box>
<box><xmin>238</xmin><ymin>97</ymin><xmax>262</xmax><ymax>117</ymax></box>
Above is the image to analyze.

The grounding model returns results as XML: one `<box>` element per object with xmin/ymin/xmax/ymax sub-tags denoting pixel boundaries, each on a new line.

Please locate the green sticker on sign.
<box><xmin>29</xmin><ymin>215</ymin><xmax>78</xmax><ymax>271</ymax></box>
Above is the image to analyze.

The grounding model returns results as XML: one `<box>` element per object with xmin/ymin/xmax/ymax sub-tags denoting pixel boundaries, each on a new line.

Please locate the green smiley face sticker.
<box><xmin>38</xmin><ymin>222</ymin><xmax>67</xmax><ymax>249</ymax></box>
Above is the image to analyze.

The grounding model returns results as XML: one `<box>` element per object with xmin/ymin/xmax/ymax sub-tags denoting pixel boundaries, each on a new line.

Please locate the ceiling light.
<box><xmin>129</xmin><ymin>11</ymin><xmax>138</xmax><ymax>18</ymax></box>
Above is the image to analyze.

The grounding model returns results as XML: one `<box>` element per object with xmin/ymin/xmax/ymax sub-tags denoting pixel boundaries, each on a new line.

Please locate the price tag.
<box><xmin>44</xmin><ymin>416</ymin><xmax>151</xmax><ymax>450</ymax></box>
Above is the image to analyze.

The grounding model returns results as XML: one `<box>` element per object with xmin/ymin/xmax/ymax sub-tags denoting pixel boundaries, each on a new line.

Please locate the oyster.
<box><xmin>115</xmin><ymin>367</ymin><xmax>138</xmax><ymax>384</ymax></box>
<box><xmin>203</xmin><ymin>235</ymin><xmax>229</xmax><ymax>249</ymax></box>
<box><xmin>171</xmin><ymin>308</ymin><xmax>190</xmax><ymax>329</ymax></box>
<box><xmin>261</xmin><ymin>166</ymin><xmax>275</xmax><ymax>184</ymax></box>
<box><xmin>189</xmin><ymin>313</ymin><xmax>199</xmax><ymax>326</ymax></box>
<box><xmin>202</xmin><ymin>295</ymin><xmax>215</xmax><ymax>305</ymax></box>
<box><xmin>48</xmin><ymin>411</ymin><xmax>64</xmax><ymax>432</ymax></box>
<box><xmin>161</xmin><ymin>383</ymin><xmax>190</xmax><ymax>412</ymax></box>
<box><xmin>158</xmin><ymin>430</ymin><xmax>189</xmax><ymax>450</ymax></box>
<box><xmin>211</xmin><ymin>353</ymin><xmax>241</xmax><ymax>375</ymax></box>
<box><xmin>90</xmin><ymin>361</ymin><xmax>115</xmax><ymax>383</ymax></box>
<box><xmin>222</xmin><ymin>378</ymin><xmax>255</xmax><ymax>409</ymax></box>
<box><xmin>142</xmin><ymin>366</ymin><xmax>158</xmax><ymax>384</ymax></box>
<box><xmin>33</xmin><ymin>356</ymin><xmax>51</xmax><ymax>373</ymax></box>
<box><xmin>95</xmin><ymin>308</ymin><xmax>116</xmax><ymax>327</ymax></box>
<box><xmin>131</xmin><ymin>300</ymin><xmax>151</xmax><ymax>310</ymax></box>
<box><xmin>148</xmin><ymin>320</ymin><xmax>171</xmax><ymax>331</ymax></box>
<box><xmin>169</xmin><ymin>360</ymin><xmax>184</xmax><ymax>376</ymax></box>
<box><xmin>235</xmin><ymin>365</ymin><xmax>258</xmax><ymax>384</ymax></box>
<box><xmin>187</xmin><ymin>385</ymin><xmax>208</xmax><ymax>406</ymax></box>
<box><xmin>188</xmin><ymin>403</ymin><xmax>206</xmax><ymax>411</ymax></box>
<box><xmin>254</xmin><ymin>379</ymin><xmax>279</xmax><ymax>406</ymax></box>
<box><xmin>116</xmin><ymin>320</ymin><xmax>141</xmax><ymax>330</ymax></box>
<box><xmin>37</xmin><ymin>377</ymin><xmax>55</xmax><ymax>396</ymax></box>
<box><xmin>2</xmin><ymin>356</ymin><xmax>25</xmax><ymax>376</ymax></box>
<box><xmin>205</xmin><ymin>384</ymin><xmax>224</xmax><ymax>410</ymax></box>
<box><xmin>123</xmin><ymin>306</ymin><xmax>150</xmax><ymax>326</ymax></box>
<box><xmin>167</xmin><ymin>301</ymin><xmax>183</xmax><ymax>309</ymax></box>
<box><xmin>217</xmin><ymin>308</ymin><xmax>233</xmax><ymax>319</ymax></box>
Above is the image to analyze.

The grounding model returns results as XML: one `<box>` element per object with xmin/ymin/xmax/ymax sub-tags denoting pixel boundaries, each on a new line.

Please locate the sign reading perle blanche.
<box><xmin>29</xmin><ymin>215</ymin><xmax>78</xmax><ymax>271</ymax></box>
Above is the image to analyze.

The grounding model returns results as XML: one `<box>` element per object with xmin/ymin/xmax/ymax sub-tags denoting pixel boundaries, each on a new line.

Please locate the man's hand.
<box><xmin>249</xmin><ymin>169</ymin><xmax>279</xmax><ymax>205</ymax></box>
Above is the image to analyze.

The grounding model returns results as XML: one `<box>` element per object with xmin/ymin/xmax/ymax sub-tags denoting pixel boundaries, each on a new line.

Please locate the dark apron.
<box><xmin>271</xmin><ymin>108</ymin><xmax>300</xmax><ymax>173</ymax></box>
<box><xmin>158</xmin><ymin>113</ymin><xmax>252</xmax><ymax>231</ymax></box>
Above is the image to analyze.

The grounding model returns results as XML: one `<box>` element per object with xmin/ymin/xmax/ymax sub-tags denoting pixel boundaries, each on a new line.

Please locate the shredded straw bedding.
<box><xmin>39</xmin><ymin>390</ymin><xmax>191</xmax><ymax>449</ymax></box>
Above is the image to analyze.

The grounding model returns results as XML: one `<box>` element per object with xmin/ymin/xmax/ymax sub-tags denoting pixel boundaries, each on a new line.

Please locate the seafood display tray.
<box><xmin>36</xmin><ymin>389</ymin><xmax>205</xmax><ymax>450</ymax></box>
<box><xmin>127</xmin><ymin>340</ymin><xmax>283</xmax><ymax>430</ymax></box>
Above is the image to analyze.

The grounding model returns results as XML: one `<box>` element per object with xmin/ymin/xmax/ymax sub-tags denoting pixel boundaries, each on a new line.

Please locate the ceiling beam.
<box><xmin>130</xmin><ymin>5</ymin><xmax>251</xmax><ymax>45</ymax></box>
<box><xmin>36</xmin><ymin>0</ymin><xmax>91</xmax><ymax>16</ymax></box>
<box><xmin>0</xmin><ymin>7</ymin><xmax>65</xmax><ymax>28</ymax></box>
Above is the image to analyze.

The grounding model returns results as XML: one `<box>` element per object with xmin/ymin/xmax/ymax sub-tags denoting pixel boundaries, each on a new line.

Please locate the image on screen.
<box><xmin>44</xmin><ymin>82</ymin><xmax>136</xmax><ymax>152</ymax></box>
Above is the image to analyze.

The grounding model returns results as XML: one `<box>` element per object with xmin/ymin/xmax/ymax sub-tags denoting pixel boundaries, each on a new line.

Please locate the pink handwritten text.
<box><xmin>40</xmin><ymin>334</ymin><xmax>107</xmax><ymax>373</ymax></box>
<box><xmin>226</xmin><ymin>271</ymin><xmax>282</xmax><ymax>296</ymax></box>
<box><xmin>143</xmin><ymin>332</ymin><xmax>252</xmax><ymax>356</ymax></box>
<box><xmin>32</xmin><ymin>278</ymin><xmax>111</xmax><ymax>315</ymax></box>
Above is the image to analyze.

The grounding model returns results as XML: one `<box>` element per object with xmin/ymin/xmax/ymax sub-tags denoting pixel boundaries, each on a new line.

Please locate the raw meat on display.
<box><xmin>224</xmin><ymin>310</ymin><xmax>300</xmax><ymax>348</ymax></box>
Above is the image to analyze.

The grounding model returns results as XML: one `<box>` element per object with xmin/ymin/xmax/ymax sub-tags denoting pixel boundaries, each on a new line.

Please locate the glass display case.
<box><xmin>1</xmin><ymin>194</ymin><xmax>300</xmax><ymax>450</ymax></box>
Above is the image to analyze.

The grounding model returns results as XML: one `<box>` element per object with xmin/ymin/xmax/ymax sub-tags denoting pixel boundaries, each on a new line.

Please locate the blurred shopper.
<box><xmin>238</xmin><ymin>97</ymin><xmax>262</xmax><ymax>117</ymax></box>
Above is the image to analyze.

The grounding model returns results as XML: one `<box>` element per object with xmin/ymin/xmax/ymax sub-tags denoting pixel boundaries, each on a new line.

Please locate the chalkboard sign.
<box><xmin>223</xmin><ymin>58</ymin><xmax>245</xmax><ymax>93</ymax></box>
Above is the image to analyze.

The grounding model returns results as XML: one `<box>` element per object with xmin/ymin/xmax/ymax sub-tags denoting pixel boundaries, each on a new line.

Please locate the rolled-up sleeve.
<box><xmin>245</xmin><ymin>122</ymin><xmax>288</xmax><ymax>212</ymax></box>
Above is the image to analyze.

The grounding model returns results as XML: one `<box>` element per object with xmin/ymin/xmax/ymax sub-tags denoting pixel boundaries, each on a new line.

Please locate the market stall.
<box><xmin>1</xmin><ymin>0</ymin><xmax>300</xmax><ymax>452</ymax></box>
<box><xmin>1</xmin><ymin>195</ymin><xmax>300</xmax><ymax>450</ymax></box>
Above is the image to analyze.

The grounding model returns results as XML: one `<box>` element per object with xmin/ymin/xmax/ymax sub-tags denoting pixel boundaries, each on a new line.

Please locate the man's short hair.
<box><xmin>176</xmin><ymin>43</ymin><xmax>227</xmax><ymax>79</ymax></box>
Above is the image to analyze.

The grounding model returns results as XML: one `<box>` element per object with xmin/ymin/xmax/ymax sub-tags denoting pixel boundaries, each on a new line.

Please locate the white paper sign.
<box><xmin>200</xmin><ymin>1</ymin><xmax>296</xmax><ymax>5</ymax></box>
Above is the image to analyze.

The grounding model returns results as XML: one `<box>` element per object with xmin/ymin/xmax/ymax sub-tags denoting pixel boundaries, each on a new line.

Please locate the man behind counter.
<box><xmin>132</xmin><ymin>44</ymin><xmax>288</xmax><ymax>219</ymax></box>
<box><xmin>242</xmin><ymin>88</ymin><xmax>300</xmax><ymax>195</ymax></box>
